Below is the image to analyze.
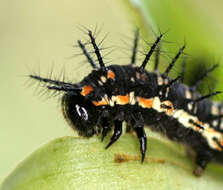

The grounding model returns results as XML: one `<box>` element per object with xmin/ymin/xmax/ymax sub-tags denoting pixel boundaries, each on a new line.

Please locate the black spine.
<box><xmin>163</xmin><ymin>45</ymin><xmax>185</xmax><ymax>77</ymax></box>
<box><xmin>131</xmin><ymin>29</ymin><xmax>139</xmax><ymax>65</ymax></box>
<box><xmin>88</xmin><ymin>30</ymin><xmax>106</xmax><ymax>71</ymax></box>
<box><xmin>140</xmin><ymin>34</ymin><xmax>163</xmax><ymax>71</ymax></box>
<box><xmin>77</xmin><ymin>40</ymin><xmax>98</xmax><ymax>69</ymax></box>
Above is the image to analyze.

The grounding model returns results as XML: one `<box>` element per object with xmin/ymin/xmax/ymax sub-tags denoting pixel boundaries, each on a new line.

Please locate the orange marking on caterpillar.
<box><xmin>207</xmin><ymin>128</ymin><xmax>216</xmax><ymax>133</ymax></box>
<box><xmin>81</xmin><ymin>85</ymin><xmax>93</xmax><ymax>96</ymax></box>
<box><xmin>218</xmin><ymin>138</ymin><xmax>223</xmax><ymax>147</ymax></box>
<box><xmin>107</xmin><ymin>70</ymin><xmax>115</xmax><ymax>80</ymax></box>
<box><xmin>116</xmin><ymin>95</ymin><xmax>130</xmax><ymax>105</ymax></box>
<box><xmin>216</xmin><ymin>145</ymin><xmax>222</xmax><ymax>151</ymax></box>
<box><xmin>92</xmin><ymin>99</ymin><xmax>108</xmax><ymax>106</ymax></box>
<box><xmin>138</xmin><ymin>97</ymin><xmax>153</xmax><ymax>108</ymax></box>
<box><xmin>194</xmin><ymin>126</ymin><xmax>201</xmax><ymax>132</ymax></box>
<box><xmin>220</xmin><ymin>141</ymin><xmax>223</xmax><ymax>148</ymax></box>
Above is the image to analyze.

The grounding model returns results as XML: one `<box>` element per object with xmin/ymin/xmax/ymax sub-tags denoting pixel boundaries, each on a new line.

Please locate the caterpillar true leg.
<box><xmin>105</xmin><ymin>120</ymin><xmax>123</xmax><ymax>149</ymax></box>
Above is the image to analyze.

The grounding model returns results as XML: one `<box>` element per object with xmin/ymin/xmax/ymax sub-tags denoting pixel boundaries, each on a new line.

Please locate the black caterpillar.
<box><xmin>30</xmin><ymin>29</ymin><xmax>223</xmax><ymax>176</ymax></box>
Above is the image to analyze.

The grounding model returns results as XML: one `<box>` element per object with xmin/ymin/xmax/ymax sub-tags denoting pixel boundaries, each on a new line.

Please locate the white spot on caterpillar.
<box><xmin>98</xmin><ymin>80</ymin><xmax>103</xmax><ymax>86</ymax></box>
<box><xmin>212</xmin><ymin>120</ymin><xmax>218</xmax><ymax>127</ymax></box>
<box><xmin>220</xmin><ymin>123</ymin><xmax>223</xmax><ymax>130</ymax></box>
<box><xmin>129</xmin><ymin>91</ymin><xmax>136</xmax><ymax>105</ymax></box>
<box><xmin>193</xmin><ymin>104</ymin><xmax>198</xmax><ymax>114</ymax></box>
<box><xmin>187</xmin><ymin>103</ymin><xmax>193</xmax><ymax>111</ymax></box>
<box><xmin>165</xmin><ymin>87</ymin><xmax>170</xmax><ymax>98</ymax></box>
<box><xmin>157</xmin><ymin>76</ymin><xmax>163</xmax><ymax>85</ymax></box>
<box><xmin>152</xmin><ymin>97</ymin><xmax>161</xmax><ymax>111</ymax></box>
<box><xmin>109</xmin><ymin>99</ymin><xmax>115</xmax><ymax>107</ymax></box>
<box><xmin>164</xmin><ymin>78</ymin><xmax>168</xmax><ymax>85</ymax></box>
<box><xmin>100</xmin><ymin>76</ymin><xmax>106</xmax><ymax>83</ymax></box>
<box><xmin>110</xmin><ymin>95</ymin><xmax>116</xmax><ymax>107</ymax></box>
<box><xmin>211</xmin><ymin>104</ymin><xmax>219</xmax><ymax>115</ymax></box>
<box><xmin>185</xmin><ymin>90</ymin><xmax>192</xmax><ymax>99</ymax></box>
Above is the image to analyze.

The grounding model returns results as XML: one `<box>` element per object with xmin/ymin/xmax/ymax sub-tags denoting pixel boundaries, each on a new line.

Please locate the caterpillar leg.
<box><xmin>130</xmin><ymin>112</ymin><xmax>147</xmax><ymax>162</ymax></box>
<box><xmin>105</xmin><ymin>120</ymin><xmax>123</xmax><ymax>149</ymax></box>
<box><xmin>193</xmin><ymin>151</ymin><xmax>213</xmax><ymax>176</ymax></box>
<box><xmin>134</xmin><ymin>126</ymin><xmax>147</xmax><ymax>163</ymax></box>
<box><xmin>100</xmin><ymin>110</ymin><xmax>111</xmax><ymax>141</ymax></box>
<box><xmin>101</xmin><ymin>123</ymin><xmax>110</xmax><ymax>141</ymax></box>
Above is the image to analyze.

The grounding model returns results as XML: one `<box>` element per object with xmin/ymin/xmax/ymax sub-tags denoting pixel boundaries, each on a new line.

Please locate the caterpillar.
<box><xmin>29</xmin><ymin>28</ymin><xmax>223</xmax><ymax>176</ymax></box>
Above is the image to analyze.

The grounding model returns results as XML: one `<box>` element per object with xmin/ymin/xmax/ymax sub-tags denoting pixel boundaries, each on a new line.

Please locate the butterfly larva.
<box><xmin>30</xmin><ymin>29</ymin><xmax>223</xmax><ymax>176</ymax></box>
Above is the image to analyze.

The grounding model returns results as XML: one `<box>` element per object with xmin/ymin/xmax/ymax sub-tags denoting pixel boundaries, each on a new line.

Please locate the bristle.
<box><xmin>163</xmin><ymin>45</ymin><xmax>185</xmax><ymax>77</ymax></box>
<box><xmin>191</xmin><ymin>91</ymin><xmax>222</xmax><ymax>103</ymax></box>
<box><xmin>180</xmin><ymin>58</ymin><xmax>187</xmax><ymax>82</ymax></box>
<box><xmin>192</xmin><ymin>64</ymin><xmax>219</xmax><ymax>90</ymax></box>
<box><xmin>131</xmin><ymin>29</ymin><xmax>139</xmax><ymax>65</ymax></box>
<box><xmin>77</xmin><ymin>40</ymin><xmax>98</xmax><ymax>69</ymax></box>
<box><xmin>154</xmin><ymin>44</ymin><xmax>161</xmax><ymax>71</ymax></box>
<box><xmin>140</xmin><ymin>34</ymin><xmax>163</xmax><ymax>71</ymax></box>
<box><xmin>88</xmin><ymin>30</ymin><xmax>106</xmax><ymax>70</ymax></box>
<box><xmin>29</xmin><ymin>75</ymin><xmax>80</xmax><ymax>92</ymax></box>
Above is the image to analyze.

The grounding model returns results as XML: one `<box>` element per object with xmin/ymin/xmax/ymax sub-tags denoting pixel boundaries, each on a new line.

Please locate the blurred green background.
<box><xmin>1</xmin><ymin>0</ymin><xmax>223</xmax><ymax>184</ymax></box>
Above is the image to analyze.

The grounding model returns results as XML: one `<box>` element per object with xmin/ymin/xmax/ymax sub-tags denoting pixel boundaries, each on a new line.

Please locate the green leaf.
<box><xmin>1</xmin><ymin>130</ymin><xmax>223</xmax><ymax>190</ymax></box>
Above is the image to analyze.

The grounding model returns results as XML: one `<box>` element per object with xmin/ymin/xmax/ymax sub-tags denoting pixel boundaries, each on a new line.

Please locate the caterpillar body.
<box><xmin>30</xmin><ymin>29</ymin><xmax>223</xmax><ymax>176</ymax></box>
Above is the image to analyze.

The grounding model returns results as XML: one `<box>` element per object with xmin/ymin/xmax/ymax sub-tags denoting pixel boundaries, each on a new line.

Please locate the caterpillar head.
<box><xmin>62</xmin><ymin>92</ymin><xmax>99</xmax><ymax>137</ymax></box>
